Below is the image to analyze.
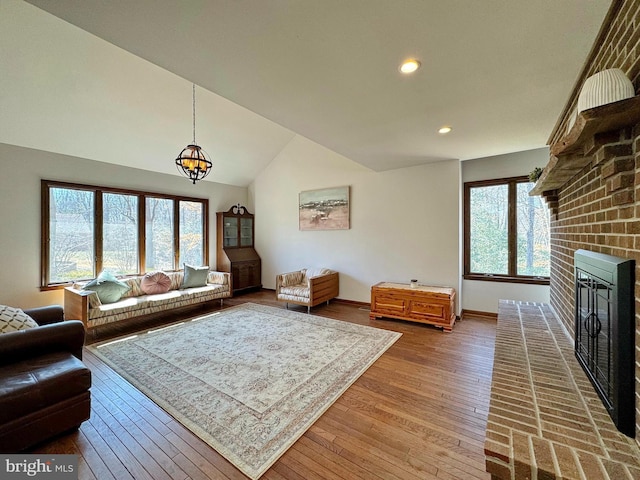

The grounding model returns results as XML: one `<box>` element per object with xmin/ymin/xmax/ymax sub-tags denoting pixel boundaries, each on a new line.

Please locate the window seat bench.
<box><xmin>64</xmin><ymin>270</ymin><xmax>231</xmax><ymax>331</ymax></box>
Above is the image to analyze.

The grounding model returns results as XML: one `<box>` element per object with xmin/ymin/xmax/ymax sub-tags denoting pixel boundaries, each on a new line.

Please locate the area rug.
<box><xmin>88</xmin><ymin>302</ymin><xmax>401</xmax><ymax>479</ymax></box>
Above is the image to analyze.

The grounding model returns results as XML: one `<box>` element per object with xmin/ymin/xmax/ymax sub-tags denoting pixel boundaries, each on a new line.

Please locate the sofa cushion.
<box><xmin>120</xmin><ymin>276</ymin><xmax>144</xmax><ymax>298</ymax></box>
<box><xmin>182</xmin><ymin>264</ymin><xmax>209</xmax><ymax>288</ymax></box>
<box><xmin>86</xmin><ymin>283</ymin><xmax>229</xmax><ymax>327</ymax></box>
<box><xmin>141</xmin><ymin>271</ymin><xmax>172</xmax><ymax>295</ymax></box>
<box><xmin>0</xmin><ymin>305</ymin><xmax>38</xmax><ymax>334</ymax></box>
<box><xmin>82</xmin><ymin>271</ymin><xmax>131</xmax><ymax>304</ymax></box>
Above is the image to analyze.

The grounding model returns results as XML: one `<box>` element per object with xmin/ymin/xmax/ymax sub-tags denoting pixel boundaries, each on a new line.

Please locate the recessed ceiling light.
<box><xmin>438</xmin><ymin>126</ymin><xmax>452</xmax><ymax>134</ymax></box>
<box><xmin>399</xmin><ymin>59</ymin><xmax>421</xmax><ymax>74</ymax></box>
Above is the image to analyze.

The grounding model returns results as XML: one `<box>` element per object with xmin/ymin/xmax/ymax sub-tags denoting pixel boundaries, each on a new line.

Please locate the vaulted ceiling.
<box><xmin>4</xmin><ymin>1</ymin><xmax>611</xmax><ymax>185</ymax></box>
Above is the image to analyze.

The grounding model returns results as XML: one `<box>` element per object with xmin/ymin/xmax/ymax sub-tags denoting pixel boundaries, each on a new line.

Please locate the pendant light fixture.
<box><xmin>175</xmin><ymin>83</ymin><xmax>212</xmax><ymax>184</ymax></box>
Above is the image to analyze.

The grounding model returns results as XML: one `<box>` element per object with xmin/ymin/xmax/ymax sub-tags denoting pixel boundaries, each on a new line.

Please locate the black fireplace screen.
<box><xmin>574</xmin><ymin>249</ymin><xmax>635</xmax><ymax>437</ymax></box>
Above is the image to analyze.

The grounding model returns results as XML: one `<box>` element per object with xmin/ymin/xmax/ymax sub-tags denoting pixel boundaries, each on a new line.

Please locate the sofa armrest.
<box><xmin>64</xmin><ymin>287</ymin><xmax>94</xmax><ymax>328</ymax></box>
<box><xmin>207</xmin><ymin>270</ymin><xmax>231</xmax><ymax>286</ymax></box>
<box><xmin>0</xmin><ymin>320</ymin><xmax>86</xmax><ymax>364</ymax></box>
<box><xmin>23</xmin><ymin>305</ymin><xmax>64</xmax><ymax>326</ymax></box>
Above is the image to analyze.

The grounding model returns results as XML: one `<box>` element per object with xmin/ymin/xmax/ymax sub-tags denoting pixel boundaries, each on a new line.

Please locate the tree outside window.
<box><xmin>42</xmin><ymin>181</ymin><xmax>208</xmax><ymax>287</ymax></box>
<box><xmin>103</xmin><ymin>192</ymin><xmax>138</xmax><ymax>276</ymax></box>
<box><xmin>48</xmin><ymin>187</ymin><xmax>94</xmax><ymax>283</ymax></box>
<box><xmin>464</xmin><ymin>176</ymin><xmax>549</xmax><ymax>283</ymax></box>
<box><xmin>146</xmin><ymin>197</ymin><xmax>174</xmax><ymax>271</ymax></box>
<box><xmin>179</xmin><ymin>201</ymin><xmax>204</xmax><ymax>267</ymax></box>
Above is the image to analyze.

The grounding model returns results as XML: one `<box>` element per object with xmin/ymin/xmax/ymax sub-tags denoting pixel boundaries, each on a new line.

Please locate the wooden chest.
<box><xmin>369</xmin><ymin>282</ymin><xmax>456</xmax><ymax>331</ymax></box>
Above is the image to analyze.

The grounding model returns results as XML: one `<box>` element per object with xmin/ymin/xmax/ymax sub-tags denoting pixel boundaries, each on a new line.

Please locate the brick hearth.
<box><xmin>485</xmin><ymin>300</ymin><xmax>640</xmax><ymax>479</ymax></box>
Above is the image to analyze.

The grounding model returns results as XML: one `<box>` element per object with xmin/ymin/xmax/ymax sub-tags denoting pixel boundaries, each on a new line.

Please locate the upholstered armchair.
<box><xmin>0</xmin><ymin>305</ymin><xmax>91</xmax><ymax>452</ymax></box>
<box><xmin>276</xmin><ymin>268</ymin><xmax>339</xmax><ymax>313</ymax></box>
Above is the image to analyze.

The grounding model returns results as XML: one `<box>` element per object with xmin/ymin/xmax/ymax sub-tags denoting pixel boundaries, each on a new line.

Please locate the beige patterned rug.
<box><xmin>88</xmin><ymin>302</ymin><xmax>401</xmax><ymax>479</ymax></box>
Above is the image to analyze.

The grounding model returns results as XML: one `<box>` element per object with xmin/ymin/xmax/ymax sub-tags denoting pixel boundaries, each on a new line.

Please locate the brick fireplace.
<box><xmin>536</xmin><ymin>0</ymin><xmax>640</xmax><ymax>444</ymax></box>
<box><xmin>485</xmin><ymin>1</ymin><xmax>640</xmax><ymax>478</ymax></box>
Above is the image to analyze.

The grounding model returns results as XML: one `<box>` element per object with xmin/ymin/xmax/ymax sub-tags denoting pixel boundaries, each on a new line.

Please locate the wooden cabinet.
<box><xmin>370</xmin><ymin>282</ymin><xmax>456</xmax><ymax>331</ymax></box>
<box><xmin>216</xmin><ymin>205</ymin><xmax>262</xmax><ymax>293</ymax></box>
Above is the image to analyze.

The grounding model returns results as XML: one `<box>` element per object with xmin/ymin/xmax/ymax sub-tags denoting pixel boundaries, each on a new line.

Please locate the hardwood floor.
<box><xmin>32</xmin><ymin>290</ymin><xmax>496</xmax><ymax>480</ymax></box>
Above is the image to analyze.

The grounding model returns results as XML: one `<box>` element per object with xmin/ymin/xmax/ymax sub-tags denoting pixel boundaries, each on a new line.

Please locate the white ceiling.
<box><xmin>11</xmin><ymin>1</ymin><xmax>611</xmax><ymax>185</ymax></box>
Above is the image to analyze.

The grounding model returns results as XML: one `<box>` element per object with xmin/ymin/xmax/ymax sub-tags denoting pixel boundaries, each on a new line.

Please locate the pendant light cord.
<box><xmin>192</xmin><ymin>83</ymin><xmax>196</xmax><ymax>144</ymax></box>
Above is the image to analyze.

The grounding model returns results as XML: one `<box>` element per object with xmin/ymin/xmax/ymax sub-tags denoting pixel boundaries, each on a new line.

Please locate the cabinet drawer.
<box><xmin>410</xmin><ymin>301</ymin><xmax>444</xmax><ymax>319</ymax></box>
<box><xmin>373</xmin><ymin>295</ymin><xmax>406</xmax><ymax>315</ymax></box>
<box><xmin>232</xmin><ymin>259</ymin><xmax>261</xmax><ymax>291</ymax></box>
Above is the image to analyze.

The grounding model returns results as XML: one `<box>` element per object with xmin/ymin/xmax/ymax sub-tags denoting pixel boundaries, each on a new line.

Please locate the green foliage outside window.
<box><xmin>44</xmin><ymin>182</ymin><xmax>207</xmax><ymax>286</ymax></box>
<box><xmin>470</xmin><ymin>184</ymin><xmax>508</xmax><ymax>275</ymax></box>
<box><xmin>466</xmin><ymin>177</ymin><xmax>550</xmax><ymax>281</ymax></box>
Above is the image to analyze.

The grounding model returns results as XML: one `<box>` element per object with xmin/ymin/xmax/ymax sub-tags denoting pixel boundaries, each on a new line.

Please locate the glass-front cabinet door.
<box><xmin>216</xmin><ymin>205</ymin><xmax>261</xmax><ymax>293</ymax></box>
<box><xmin>240</xmin><ymin>217</ymin><xmax>253</xmax><ymax>247</ymax></box>
<box><xmin>223</xmin><ymin>217</ymin><xmax>238</xmax><ymax>247</ymax></box>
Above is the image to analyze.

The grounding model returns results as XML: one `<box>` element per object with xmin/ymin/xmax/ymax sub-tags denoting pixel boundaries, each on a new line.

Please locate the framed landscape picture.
<box><xmin>299</xmin><ymin>186</ymin><xmax>350</xmax><ymax>231</ymax></box>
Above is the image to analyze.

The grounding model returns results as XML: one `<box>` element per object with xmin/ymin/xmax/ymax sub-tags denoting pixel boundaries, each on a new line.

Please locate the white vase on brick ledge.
<box><xmin>577</xmin><ymin>68</ymin><xmax>635</xmax><ymax>113</ymax></box>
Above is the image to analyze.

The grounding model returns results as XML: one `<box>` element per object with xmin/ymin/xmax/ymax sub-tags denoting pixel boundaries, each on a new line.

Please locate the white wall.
<box><xmin>0</xmin><ymin>0</ymin><xmax>550</xmax><ymax>315</ymax></box>
<box><xmin>0</xmin><ymin>143</ymin><xmax>246</xmax><ymax>309</ymax></box>
<box><xmin>461</xmin><ymin>148</ymin><xmax>550</xmax><ymax>313</ymax></box>
<box><xmin>0</xmin><ymin>0</ymin><xmax>296</xmax><ymax>187</ymax></box>
<box><xmin>252</xmin><ymin>135</ymin><xmax>462</xmax><ymax>306</ymax></box>
<box><xmin>1</xmin><ymin>140</ymin><xmax>548</xmax><ymax>314</ymax></box>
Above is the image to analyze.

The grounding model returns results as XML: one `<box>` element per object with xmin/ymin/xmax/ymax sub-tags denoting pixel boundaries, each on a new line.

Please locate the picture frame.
<box><xmin>299</xmin><ymin>186</ymin><xmax>350</xmax><ymax>231</ymax></box>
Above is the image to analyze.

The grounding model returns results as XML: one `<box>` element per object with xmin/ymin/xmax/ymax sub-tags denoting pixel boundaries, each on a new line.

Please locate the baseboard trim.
<box><xmin>334</xmin><ymin>298</ymin><xmax>369</xmax><ymax>308</ymax></box>
<box><xmin>262</xmin><ymin>289</ymin><xmax>496</xmax><ymax>320</ymax></box>
<box><xmin>259</xmin><ymin>288</ymin><xmax>369</xmax><ymax>309</ymax></box>
<box><xmin>460</xmin><ymin>309</ymin><xmax>497</xmax><ymax>320</ymax></box>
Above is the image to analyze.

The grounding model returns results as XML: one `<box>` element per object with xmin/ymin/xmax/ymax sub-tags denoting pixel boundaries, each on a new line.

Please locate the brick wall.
<box><xmin>545</xmin><ymin>0</ymin><xmax>640</xmax><ymax>445</ymax></box>
<box><xmin>549</xmin><ymin>0</ymin><xmax>640</xmax><ymax>147</ymax></box>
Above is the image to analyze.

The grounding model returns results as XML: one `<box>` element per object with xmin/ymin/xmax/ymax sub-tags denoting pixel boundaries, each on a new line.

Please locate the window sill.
<box><xmin>40</xmin><ymin>283</ymin><xmax>73</xmax><ymax>291</ymax></box>
<box><xmin>463</xmin><ymin>274</ymin><xmax>550</xmax><ymax>286</ymax></box>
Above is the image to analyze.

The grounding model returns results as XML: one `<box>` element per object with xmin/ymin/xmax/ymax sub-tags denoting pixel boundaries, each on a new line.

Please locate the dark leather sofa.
<box><xmin>0</xmin><ymin>305</ymin><xmax>91</xmax><ymax>452</ymax></box>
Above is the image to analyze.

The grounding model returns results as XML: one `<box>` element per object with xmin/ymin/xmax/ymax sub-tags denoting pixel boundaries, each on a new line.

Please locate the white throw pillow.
<box><xmin>0</xmin><ymin>305</ymin><xmax>38</xmax><ymax>334</ymax></box>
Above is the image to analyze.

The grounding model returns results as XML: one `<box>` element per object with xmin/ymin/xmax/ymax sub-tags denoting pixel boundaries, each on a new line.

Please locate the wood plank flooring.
<box><xmin>32</xmin><ymin>291</ymin><xmax>496</xmax><ymax>480</ymax></box>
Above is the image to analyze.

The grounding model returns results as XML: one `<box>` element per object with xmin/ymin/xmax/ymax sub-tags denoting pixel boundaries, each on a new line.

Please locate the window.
<box><xmin>145</xmin><ymin>197</ymin><xmax>174</xmax><ymax>271</ymax></box>
<box><xmin>42</xmin><ymin>181</ymin><xmax>208</xmax><ymax>288</ymax></box>
<box><xmin>47</xmin><ymin>186</ymin><xmax>95</xmax><ymax>283</ymax></box>
<box><xmin>179</xmin><ymin>200</ymin><xmax>204</xmax><ymax>267</ymax></box>
<box><xmin>103</xmin><ymin>192</ymin><xmax>139</xmax><ymax>276</ymax></box>
<box><xmin>464</xmin><ymin>176</ymin><xmax>550</xmax><ymax>284</ymax></box>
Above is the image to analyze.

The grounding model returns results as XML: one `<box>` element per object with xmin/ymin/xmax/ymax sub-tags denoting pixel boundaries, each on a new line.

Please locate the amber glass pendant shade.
<box><xmin>175</xmin><ymin>144</ymin><xmax>212</xmax><ymax>184</ymax></box>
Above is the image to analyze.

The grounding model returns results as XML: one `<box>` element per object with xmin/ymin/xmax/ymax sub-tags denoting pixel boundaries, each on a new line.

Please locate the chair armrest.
<box><xmin>308</xmin><ymin>270</ymin><xmax>339</xmax><ymax>287</ymax></box>
<box><xmin>23</xmin><ymin>305</ymin><xmax>64</xmax><ymax>326</ymax></box>
<box><xmin>0</xmin><ymin>320</ymin><xmax>86</xmax><ymax>364</ymax></box>
<box><xmin>309</xmin><ymin>271</ymin><xmax>339</xmax><ymax>306</ymax></box>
